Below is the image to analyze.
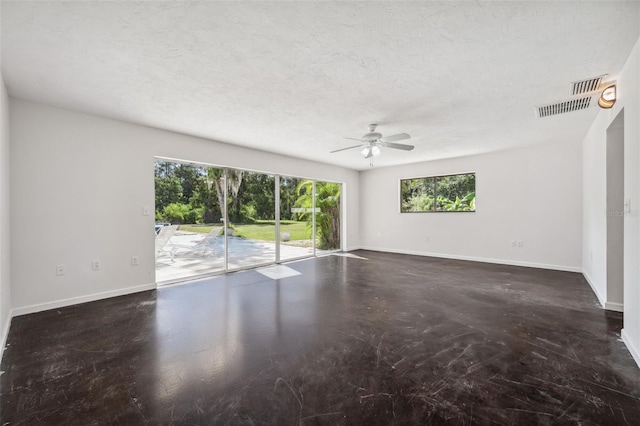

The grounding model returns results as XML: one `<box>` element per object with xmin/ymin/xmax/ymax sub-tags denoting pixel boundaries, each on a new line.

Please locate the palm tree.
<box><xmin>294</xmin><ymin>180</ymin><xmax>341</xmax><ymax>250</ymax></box>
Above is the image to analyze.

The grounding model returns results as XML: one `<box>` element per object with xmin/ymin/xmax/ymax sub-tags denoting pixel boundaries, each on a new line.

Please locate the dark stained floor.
<box><xmin>1</xmin><ymin>250</ymin><xmax>640</xmax><ymax>425</ymax></box>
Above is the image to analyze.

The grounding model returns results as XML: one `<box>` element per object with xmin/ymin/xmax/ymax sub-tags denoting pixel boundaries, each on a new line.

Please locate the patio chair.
<box><xmin>172</xmin><ymin>227</ymin><xmax>223</xmax><ymax>258</ymax></box>
<box><xmin>155</xmin><ymin>225</ymin><xmax>179</xmax><ymax>260</ymax></box>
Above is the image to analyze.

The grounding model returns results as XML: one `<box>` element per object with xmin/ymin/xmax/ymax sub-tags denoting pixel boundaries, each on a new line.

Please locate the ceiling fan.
<box><xmin>331</xmin><ymin>124</ymin><xmax>414</xmax><ymax>159</ymax></box>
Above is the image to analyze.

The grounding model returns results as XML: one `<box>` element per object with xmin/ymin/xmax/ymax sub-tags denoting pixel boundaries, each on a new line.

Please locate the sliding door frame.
<box><xmin>154</xmin><ymin>157</ymin><xmax>344</xmax><ymax>283</ymax></box>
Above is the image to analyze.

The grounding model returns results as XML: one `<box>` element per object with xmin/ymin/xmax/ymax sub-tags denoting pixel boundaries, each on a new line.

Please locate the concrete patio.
<box><xmin>156</xmin><ymin>232</ymin><xmax>318</xmax><ymax>283</ymax></box>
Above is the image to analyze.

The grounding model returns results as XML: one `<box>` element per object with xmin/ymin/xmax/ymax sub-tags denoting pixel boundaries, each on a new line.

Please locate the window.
<box><xmin>401</xmin><ymin>173</ymin><xmax>475</xmax><ymax>213</ymax></box>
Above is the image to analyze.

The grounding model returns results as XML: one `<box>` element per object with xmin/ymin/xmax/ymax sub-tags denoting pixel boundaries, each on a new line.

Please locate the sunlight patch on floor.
<box><xmin>256</xmin><ymin>265</ymin><xmax>302</xmax><ymax>280</ymax></box>
<box><xmin>331</xmin><ymin>252</ymin><xmax>369</xmax><ymax>260</ymax></box>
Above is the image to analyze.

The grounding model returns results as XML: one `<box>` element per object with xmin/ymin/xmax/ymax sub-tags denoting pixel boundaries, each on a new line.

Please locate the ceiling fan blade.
<box><xmin>383</xmin><ymin>142</ymin><xmax>414</xmax><ymax>151</ymax></box>
<box><xmin>330</xmin><ymin>144</ymin><xmax>363</xmax><ymax>153</ymax></box>
<box><xmin>380</xmin><ymin>133</ymin><xmax>410</xmax><ymax>143</ymax></box>
<box><xmin>344</xmin><ymin>137</ymin><xmax>363</xmax><ymax>142</ymax></box>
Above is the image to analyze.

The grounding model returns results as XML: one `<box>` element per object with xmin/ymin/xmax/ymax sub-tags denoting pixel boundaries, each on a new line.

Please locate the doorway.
<box><xmin>606</xmin><ymin>110</ymin><xmax>624</xmax><ymax>312</ymax></box>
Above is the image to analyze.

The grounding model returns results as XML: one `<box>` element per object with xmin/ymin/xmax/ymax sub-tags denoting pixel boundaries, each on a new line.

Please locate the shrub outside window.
<box><xmin>401</xmin><ymin>173</ymin><xmax>475</xmax><ymax>213</ymax></box>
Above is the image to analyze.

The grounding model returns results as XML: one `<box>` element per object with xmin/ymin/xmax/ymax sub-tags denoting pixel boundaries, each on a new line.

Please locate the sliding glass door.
<box><xmin>226</xmin><ymin>169</ymin><xmax>277</xmax><ymax>271</ymax></box>
<box><xmin>279</xmin><ymin>176</ymin><xmax>314</xmax><ymax>261</ymax></box>
<box><xmin>154</xmin><ymin>161</ymin><xmax>226</xmax><ymax>283</ymax></box>
<box><xmin>155</xmin><ymin>159</ymin><xmax>343</xmax><ymax>283</ymax></box>
<box><xmin>314</xmin><ymin>181</ymin><xmax>341</xmax><ymax>255</ymax></box>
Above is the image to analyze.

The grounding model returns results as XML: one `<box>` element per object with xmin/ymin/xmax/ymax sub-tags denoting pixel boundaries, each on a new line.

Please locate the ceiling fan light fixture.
<box><xmin>598</xmin><ymin>84</ymin><xmax>617</xmax><ymax>109</ymax></box>
<box><xmin>331</xmin><ymin>124</ymin><xmax>412</xmax><ymax>163</ymax></box>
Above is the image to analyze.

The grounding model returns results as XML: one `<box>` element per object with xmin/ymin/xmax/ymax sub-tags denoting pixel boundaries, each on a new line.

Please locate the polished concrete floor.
<box><xmin>1</xmin><ymin>250</ymin><xmax>639</xmax><ymax>425</ymax></box>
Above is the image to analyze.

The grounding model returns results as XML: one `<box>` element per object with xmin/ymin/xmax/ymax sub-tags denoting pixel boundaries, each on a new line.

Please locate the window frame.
<box><xmin>399</xmin><ymin>172</ymin><xmax>476</xmax><ymax>213</ymax></box>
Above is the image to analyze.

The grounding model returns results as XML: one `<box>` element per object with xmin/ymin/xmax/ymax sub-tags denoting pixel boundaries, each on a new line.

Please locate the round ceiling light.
<box><xmin>598</xmin><ymin>84</ymin><xmax>616</xmax><ymax>109</ymax></box>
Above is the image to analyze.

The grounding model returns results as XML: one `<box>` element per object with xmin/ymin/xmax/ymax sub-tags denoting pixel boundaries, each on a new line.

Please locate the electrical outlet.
<box><xmin>425</xmin><ymin>236</ymin><xmax>430</xmax><ymax>242</ymax></box>
<box><xmin>56</xmin><ymin>264</ymin><xmax>65</xmax><ymax>276</ymax></box>
<box><xmin>131</xmin><ymin>256</ymin><xmax>139</xmax><ymax>266</ymax></box>
<box><xmin>92</xmin><ymin>260</ymin><xmax>101</xmax><ymax>271</ymax></box>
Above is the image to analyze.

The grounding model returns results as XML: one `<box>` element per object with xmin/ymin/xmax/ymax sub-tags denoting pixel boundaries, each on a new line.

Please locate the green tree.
<box><xmin>191</xmin><ymin>177</ymin><xmax>222</xmax><ymax>223</ymax></box>
<box><xmin>154</xmin><ymin>160</ymin><xmax>177</xmax><ymax>178</ymax></box>
<box><xmin>401</xmin><ymin>177</ymin><xmax>435</xmax><ymax>212</ymax></box>
<box><xmin>162</xmin><ymin>202</ymin><xmax>191</xmax><ymax>224</ymax></box>
<box><xmin>401</xmin><ymin>174</ymin><xmax>475</xmax><ymax>212</ymax></box>
<box><xmin>155</xmin><ymin>160</ymin><xmax>215</xmax><ymax>223</ymax></box>
<box><xmin>239</xmin><ymin>173</ymin><xmax>276</xmax><ymax>221</ymax></box>
<box><xmin>295</xmin><ymin>180</ymin><xmax>341</xmax><ymax>250</ymax></box>
<box><xmin>174</xmin><ymin>164</ymin><xmax>204</xmax><ymax>203</ymax></box>
<box><xmin>224</xmin><ymin>169</ymin><xmax>244</xmax><ymax>223</ymax></box>
<box><xmin>155</xmin><ymin>176</ymin><xmax>182</xmax><ymax>213</ymax></box>
<box><xmin>280</xmin><ymin>177</ymin><xmax>302</xmax><ymax>220</ymax></box>
<box><xmin>436</xmin><ymin>174</ymin><xmax>475</xmax><ymax>204</ymax></box>
<box><xmin>440</xmin><ymin>193</ymin><xmax>475</xmax><ymax>211</ymax></box>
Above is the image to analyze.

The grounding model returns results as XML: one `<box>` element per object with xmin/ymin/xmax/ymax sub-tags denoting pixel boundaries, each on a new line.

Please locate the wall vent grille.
<box><xmin>537</xmin><ymin>97</ymin><xmax>592</xmax><ymax>118</ymax></box>
<box><xmin>571</xmin><ymin>75</ymin><xmax>605</xmax><ymax>95</ymax></box>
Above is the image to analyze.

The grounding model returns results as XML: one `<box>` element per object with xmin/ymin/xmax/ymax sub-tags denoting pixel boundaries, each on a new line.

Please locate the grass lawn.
<box><xmin>179</xmin><ymin>220</ymin><xmax>310</xmax><ymax>242</ymax></box>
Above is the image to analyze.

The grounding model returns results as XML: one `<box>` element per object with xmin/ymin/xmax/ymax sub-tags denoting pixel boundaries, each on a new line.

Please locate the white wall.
<box><xmin>359</xmin><ymin>140</ymin><xmax>583</xmax><ymax>271</ymax></box>
<box><xmin>10</xmin><ymin>100</ymin><xmax>360</xmax><ymax>314</ymax></box>
<box><xmin>583</xmin><ymin>36</ymin><xmax>640</xmax><ymax>366</ymax></box>
<box><xmin>0</xmin><ymin>71</ymin><xmax>11</xmax><ymax>354</ymax></box>
<box><xmin>623</xmin><ymin>37</ymin><xmax>640</xmax><ymax>368</ymax></box>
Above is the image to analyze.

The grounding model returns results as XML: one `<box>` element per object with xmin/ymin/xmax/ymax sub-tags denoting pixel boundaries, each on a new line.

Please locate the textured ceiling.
<box><xmin>1</xmin><ymin>1</ymin><xmax>639</xmax><ymax>170</ymax></box>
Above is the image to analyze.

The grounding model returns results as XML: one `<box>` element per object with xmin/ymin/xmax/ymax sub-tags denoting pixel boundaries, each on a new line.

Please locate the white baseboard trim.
<box><xmin>11</xmin><ymin>282</ymin><xmax>157</xmax><ymax>317</ymax></box>
<box><xmin>582</xmin><ymin>271</ymin><xmax>605</xmax><ymax>308</ymax></box>
<box><xmin>0</xmin><ymin>312</ymin><xmax>12</xmax><ymax>365</ymax></box>
<box><xmin>358</xmin><ymin>246</ymin><xmax>582</xmax><ymax>273</ymax></box>
<box><xmin>622</xmin><ymin>329</ymin><xmax>640</xmax><ymax>368</ymax></box>
<box><xmin>604</xmin><ymin>301</ymin><xmax>624</xmax><ymax>312</ymax></box>
<box><xmin>581</xmin><ymin>272</ymin><xmax>624</xmax><ymax>312</ymax></box>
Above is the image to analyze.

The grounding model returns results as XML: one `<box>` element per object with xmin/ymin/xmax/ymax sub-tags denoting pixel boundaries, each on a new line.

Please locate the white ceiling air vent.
<box><xmin>536</xmin><ymin>96</ymin><xmax>592</xmax><ymax>118</ymax></box>
<box><xmin>570</xmin><ymin>75</ymin><xmax>606</xmax><ymax>95</ymax></box>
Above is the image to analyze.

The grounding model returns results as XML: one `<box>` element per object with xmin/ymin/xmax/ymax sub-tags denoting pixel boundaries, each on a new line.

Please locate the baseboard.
<box><xmin>358</xmin><ymin>246</ymin><xmax>582</xmax><ymax>273</ymax></box>
<box><xmin>604</xmin><ymin>301</ymin><xmax>624</xmax><ymax>312</ymax></box>
<box><xmin>581</xmin><ymin>272</ymin><xmax>625</xmax><ymax>312</ymax></box>
<box><xmin>0</xmin><ymin>312</ymin><xmax>11</xmax><ymax>366</ymax></box>
<box><xmin>622</xmin><ymin>329</ymin><xmax>640</xmax><ymax>368</ymax></box>
<box><xmin>11</xmin><ymin>282</ymin><xmax>157</xmax><ymax>317</ymax></box>
<box><xmin>582</xmin><ymin>271</ymin><xmax>605</xmax><ymax>308</ymax></box>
